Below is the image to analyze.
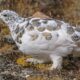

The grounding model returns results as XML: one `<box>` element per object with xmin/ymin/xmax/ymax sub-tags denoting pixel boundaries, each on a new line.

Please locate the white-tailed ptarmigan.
<box><xmin>0</xmin><ymin>10</ymin><xmax>80</xmax><ymax>70</ymax></box>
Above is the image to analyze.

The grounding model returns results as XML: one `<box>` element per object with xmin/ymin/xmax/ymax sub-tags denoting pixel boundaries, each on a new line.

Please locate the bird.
<box><xmin>0</xmin><ymin>10</ymin><xmax>80</xmax><ymax>70</ymax></box>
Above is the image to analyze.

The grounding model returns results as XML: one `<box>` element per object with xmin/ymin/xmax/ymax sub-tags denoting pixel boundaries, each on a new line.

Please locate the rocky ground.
<box><xmin>0</xmin><ymin>24</ymin><xmax>80</xmax><ymax>80</ymax></box>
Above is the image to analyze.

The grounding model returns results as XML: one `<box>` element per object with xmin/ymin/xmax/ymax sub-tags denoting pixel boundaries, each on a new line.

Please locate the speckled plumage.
<box><xmin>0</xmin><ymin>10</ymin><xmax>80</xmax><ymax>70</ymax></box>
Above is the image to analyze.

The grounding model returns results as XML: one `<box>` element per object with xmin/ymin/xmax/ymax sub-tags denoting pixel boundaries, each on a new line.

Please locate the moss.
<box><xmin>16</xmin><ymin>56</ymin><xmax>32</xmax><ymax>67</ymax></box>
<box><xmin>35</xmin><ymin>63</ymin><xmax>51</xmax><ymax>71</ymax></box>
<box><xmin>16</xmin><ymin>56</ymin><xmax>28</xmax><ymax>67</ymax></box>
<box><xmin>27</xmin><ymin>75</ymin><xmax>63</xmax><ymax>80</ymax></box>
<box><xmin>1</xmin><ymin>27</ymin><xmax>9</xmax><ymax>35</ymax></box>
<box><xmin>16</xmin><ymin>56</ymin><xmax>51</xmax><ymax>71</ymax></box>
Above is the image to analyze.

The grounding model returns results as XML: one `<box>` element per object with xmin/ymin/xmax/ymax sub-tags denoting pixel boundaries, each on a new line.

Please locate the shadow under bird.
<box><xmin>0</xmin><ymin>10</ymin><xmax>80</xmax><ymax>70</ymax></box>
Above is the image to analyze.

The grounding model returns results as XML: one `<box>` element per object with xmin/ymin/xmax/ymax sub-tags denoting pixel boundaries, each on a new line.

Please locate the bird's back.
<box><xmin>10</xmin><ymin>18</ymin><xmax>80</xmax><ymax>56</ymax></box>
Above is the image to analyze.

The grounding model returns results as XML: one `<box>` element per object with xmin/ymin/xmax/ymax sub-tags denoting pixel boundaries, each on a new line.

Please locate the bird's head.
<box><xmin>0</xmin><ymin>10</ymin><xmax>19</xmax><ymax>24</ymax></box>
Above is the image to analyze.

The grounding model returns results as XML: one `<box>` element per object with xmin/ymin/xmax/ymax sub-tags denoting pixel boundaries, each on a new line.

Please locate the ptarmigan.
<box><xmin>0</xmin><ymin>10</ymin><xmax>80</xmax><ymax>70</ymax></box>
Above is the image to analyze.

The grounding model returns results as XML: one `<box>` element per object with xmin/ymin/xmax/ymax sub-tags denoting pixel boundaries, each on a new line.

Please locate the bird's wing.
<box><xmin>20</xmin><ymin>18</ymin><xmax>73</xmax><ymax>51</ymax></box>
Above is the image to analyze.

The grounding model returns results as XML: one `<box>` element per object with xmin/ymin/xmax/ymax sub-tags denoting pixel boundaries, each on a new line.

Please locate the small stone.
<box><xmin>25</xmin><ymin>75</ymin><xmax>30</xmax><ymax>78</ymax></box>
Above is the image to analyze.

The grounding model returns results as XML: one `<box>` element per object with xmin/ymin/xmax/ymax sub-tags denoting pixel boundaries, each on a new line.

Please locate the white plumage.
<box><xmin>0</xmin><ymin>10</ymin><xmax>80</xmax><ymax>70</ymax></box>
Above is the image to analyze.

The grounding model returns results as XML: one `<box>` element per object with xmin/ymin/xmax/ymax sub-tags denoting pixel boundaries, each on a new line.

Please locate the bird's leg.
<box><xmin>49</xmin><ymin>55</ymin><xmax>63</xmax><ymax>70</ymax></box>
<box><xmin>26</xmin><ymin>58</ymin><xmax>44</xmax><ymax>64</ymax></box>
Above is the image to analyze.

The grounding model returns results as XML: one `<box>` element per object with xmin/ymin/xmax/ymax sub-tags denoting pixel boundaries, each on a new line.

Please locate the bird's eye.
<box><xmin>3</xmin><ymin>14</ymin><xmax>7</xmax><ymax>17</ymax></box>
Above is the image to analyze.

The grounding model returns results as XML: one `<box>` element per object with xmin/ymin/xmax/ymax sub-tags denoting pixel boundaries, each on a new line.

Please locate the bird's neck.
<box><xmin>6</xmin><ymin>17</ymin><xmax>25</xmax><ymax>32</ymax></box>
